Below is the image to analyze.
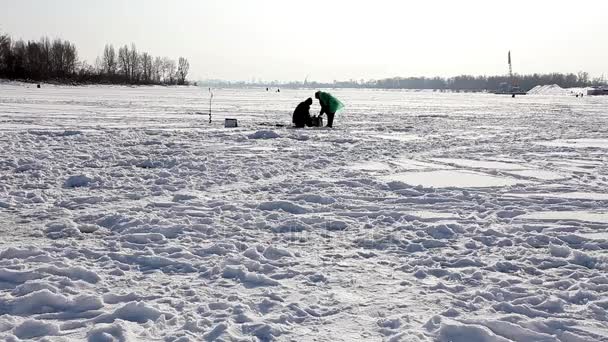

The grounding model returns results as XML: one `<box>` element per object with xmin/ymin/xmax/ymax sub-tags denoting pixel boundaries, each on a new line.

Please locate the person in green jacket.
<box><xmin>315</xmin><ymin>91</ymin><xmax>344</xmax><ymax>128</ymax></box>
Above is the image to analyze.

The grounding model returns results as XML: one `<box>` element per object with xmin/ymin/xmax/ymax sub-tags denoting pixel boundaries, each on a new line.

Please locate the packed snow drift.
<box><xmin>1</xmin><ymin>83</ymin><xmax>607</xmax><ymax>341</ymax></box>
<box><xmin>527</xmin><ymin>84</ymin><xmax>591</xmax><ymax>96</ymax></box>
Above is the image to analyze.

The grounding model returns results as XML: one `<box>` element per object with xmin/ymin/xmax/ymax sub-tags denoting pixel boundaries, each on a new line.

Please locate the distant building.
<box><xmin>493</xmin><ymin>82</ymin><xmax>526</xmax><ymax>95</ymax></box>
<box><xmin>587</xmin><ymin>86</ymin><xmax>608</xmax><ymax>96</ymax></box>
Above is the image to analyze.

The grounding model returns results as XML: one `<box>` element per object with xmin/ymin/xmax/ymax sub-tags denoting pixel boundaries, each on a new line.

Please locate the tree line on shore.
<box><xmin>0</xmin><ymin>33</ymin><xmax>190</xmax><ymax>85</ymax></box>
<box><xmin>216</xmin><ymin>73</ymin><xmax>605</xmax><ymax>91</ymax></box>
<box><xmin>364</xmin><ymin>72</ymin><xmax>605</xmax><ymax>91</ymax></box>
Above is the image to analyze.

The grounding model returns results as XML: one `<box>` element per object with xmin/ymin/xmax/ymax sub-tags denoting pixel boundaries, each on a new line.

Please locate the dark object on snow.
<box><xmin>225</xmin><ymin>118</ymin><xmax>238</xmax><ymax>128</ymax></box>
<box><xmin>277</xmin><ymin>88</ymin><xmax>280</xmax><ymax>93</ymax></box>
<box><xmin>37</xmin><ymin>84</ymin><xmax>41</xmax><ymax>88</ymax></box>
<box><xmin>292</xmin><ymin>98</ymin><xmax>313</xmax><ymax>128</ymax></box>
<box><xmin>315</xmin><ymin>91</ymin><xmax>344</xmax><ymax>128</ymax></box>
<box><xmin>258</xmin><ymin>122</ymin><xmax>286</xmax><ymax>127</ymax></box>
<box><xmin>493</xmin><ymin>82</ymin><xmax>526</xmax><ymax>96</ymax></box>
<box><xmin>310</xmin><ymin>116</ymin><xmax>323</xmax><ymax>127</ymax></box>
<box><xmin>587</xmin><ymin>87</ymin><xmax>608</xmax><ymax>96</ymax></box>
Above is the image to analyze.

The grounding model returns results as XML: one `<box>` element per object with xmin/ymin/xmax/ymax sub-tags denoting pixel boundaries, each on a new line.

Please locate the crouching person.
<box><xmin>292</xmin><ymin>97</ymin><xmax>313</xmax><ymax>128</ymax></box>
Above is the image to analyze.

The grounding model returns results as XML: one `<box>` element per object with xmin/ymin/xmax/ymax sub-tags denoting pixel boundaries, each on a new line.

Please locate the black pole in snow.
<box><xmin>209</xmin><ymin>88</ymin><xmax>213</xmax><ymax>124</ymax></box>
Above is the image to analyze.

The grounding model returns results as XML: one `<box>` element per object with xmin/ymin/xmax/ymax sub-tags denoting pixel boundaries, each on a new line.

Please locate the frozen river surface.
<box><xmin>1</xmin><ymin>83</ymin><xmax>608</xmax><ymax>341</ymax></box>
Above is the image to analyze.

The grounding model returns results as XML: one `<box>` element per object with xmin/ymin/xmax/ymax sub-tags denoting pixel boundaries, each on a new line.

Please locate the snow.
<box><xmin>13</xmin><ymin>319</ymin><xmax>59</xmax><ymax>339</ymax></box>
<box><xmin>1</xmin><ymin>83</ymin><xmax>608</xmax><ymax>341</ymax></box>
<box><xmin>248</xmin><ymin>130</ymin><xmax>280</xmax><ymax>139</ymax></box>
<box><xmin>64</xmin><ymin>174</ymin><xmax>95</xmax><ymax>188</ymax></box>
<box><xmin>518</xmin><ymin>211</ymin><xmax>608</xmax><ymax>224</ymax></box>
<box><xmin>527</xmin><ymin>84</ymin><xmax>592</xmax><ymax>96</ymax></box>
<box><xmin>384</xmin><ymin>170</ymin><xmax>528</xmax><ymax>188</ymax></box>
<box><xmin>373</xmin><ymin>133</ymin><xmax>420</xmax><ymax>142</ymax></box>
<box><xmin>506</xmin><ymin>169</ymin><xmax>567</xmax><ymax>180</ymax></box>
<box><xmin>109</xmin><ymin>301</ymin><xmax>173</xmax><ymax>323</ymax></box>
<box><xmin>505</xmin><ymin>191</ymin><xmax>608</xmax><ymax>201</ymax></box>
<box><xmin>527</xmin><ymin>84</ymin><xmax>570</xmax><ymax>95</ymax></box>
<box><xmin>537</xmin><ymin>138</ymin><xmax>608</xmax><ymax>149</ymax></box>
<box><xmin>431</xmin><ymin>158</ymin><xmax>528</xmax><ymax>170</ymax></box>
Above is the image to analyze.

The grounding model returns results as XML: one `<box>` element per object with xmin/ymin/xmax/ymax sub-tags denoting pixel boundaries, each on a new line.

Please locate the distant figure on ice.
<box><xmin>292</xmin><ymin>98</ymin><xmax>313</xmax><ymax>128</ymax></box>
<box><xmin>315</xmin><ymin>91</ymin><xmax>344</xmax><ymax>128</ymax></box>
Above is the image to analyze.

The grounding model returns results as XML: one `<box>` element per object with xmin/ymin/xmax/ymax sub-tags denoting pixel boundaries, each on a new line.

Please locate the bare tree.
<box><xmin>577</xmin><ymin>71</ymin><xmax>589</xmax><ymax>86</ymax></box>
<box><xmin>118</xmin><ymin>45</ymin><xmax>130</xmax><ymax>82</ymax></box>
<box><xmin>94</xmin><ymin>56</ymin><xmax>103</xmax><ymax>75</ymax></box>
<box><xmin>0</xmin><ymin>33</ymin><xmax>8</xmax><ymax>51</ymax></box>
<box><xmin>0</xmin><ymin>33</ymin><xmax>10</xmax><ymax>71</ymax></box>
<box><xmin>63</xmin><ymin>41</ymin><xmax>77</xmax><ymax>75</ymax></box>
<box><xmin>10</xmin><ymin>40</ymin><xmax>27</xmax><ymax>78</ymax></box>
<box><xmin>160</xmin><ymin>57</ymin><xmax>170</xmax><ymax>84</ymax></box>
<box><xmin>40</xmin><ymin>37</ymin><xmax>51</xmax><ymax>78</ymax></box>
<box><xmin>163</xmin><ymin>57</ymin><xmax>176</xmax><ymax>84</ymax></box>
<box><xmin>102</xmin><ymin>44</ymin><xmax>117</xmax><ymax>75</ymax></box>
<box><xmin>177</xmin><ymin>57</ymin><xmax>189</xmax><ymax>85</ymax></box>
<box><xmin>51</xmin><ymin>39</ymin><xmax>66</xmax><ymax>77</ymax></box>
<box><xmin>129</xmin><ymin>43</ymin><xmax>140</xmax><ymax>82</ymax></box>
<box><xmin>152</xmin><ymin>56</ymin><xmax>162</xmax><ymax>83</ymax></box>
<box><xmin>140</xmin><ymin>52</ymin><xmax>152</xmax><ymax>84</ymax></box>
<box><xmin>78</xmin><ymin>60</ymin><xmax>95</xmax><ymax>78</ymax></box>
<box><xmin>25</xmin><ymin>41</ymin><xmax>41</xmax><ymax>79</ymax></box>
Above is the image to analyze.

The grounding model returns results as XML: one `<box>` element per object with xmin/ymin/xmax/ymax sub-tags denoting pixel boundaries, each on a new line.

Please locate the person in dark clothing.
<box><xmin>292</xmin><ymin>98</ymin><xmax>313</xmax><ymax>128</ymax></box>
<box><xmin>315</xmin><ymin>91</ymin><xmax>344</xmax><ymax>128</ymax></box>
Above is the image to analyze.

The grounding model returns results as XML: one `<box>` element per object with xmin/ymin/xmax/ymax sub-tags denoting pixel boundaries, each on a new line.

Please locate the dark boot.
<box><xmin>326</xmin><ymin>112</ymin><xmax>335</xmax><ymax>128</ymax></box>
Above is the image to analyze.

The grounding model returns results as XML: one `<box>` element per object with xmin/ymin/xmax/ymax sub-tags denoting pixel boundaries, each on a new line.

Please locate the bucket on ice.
<box><xmin>310</xmin><ymin>116</ymin><xmax>323</xmax><ymax>127</ymax></box>
<box><xmin>224</xmin><ymin>118</ymin><xmax>238</xmax><ymax>128</ymax></box>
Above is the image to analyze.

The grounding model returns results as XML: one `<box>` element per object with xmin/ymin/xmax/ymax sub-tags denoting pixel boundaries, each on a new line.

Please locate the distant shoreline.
<box><xmin>0</xmin><ymin>79</ymin><xmax>197</xmax><ymax>88</ymax></box>
<box><xmin>198</xmin><ymin>72</ymin><xmax>606</xmax><ymax>93</ymax></box>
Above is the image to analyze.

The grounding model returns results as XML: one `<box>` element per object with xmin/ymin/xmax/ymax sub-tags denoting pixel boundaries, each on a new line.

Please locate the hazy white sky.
<box><xmin>1</xmin><ymin>0</ymin><xmax>607</xmax><ymax>82</ymax></box>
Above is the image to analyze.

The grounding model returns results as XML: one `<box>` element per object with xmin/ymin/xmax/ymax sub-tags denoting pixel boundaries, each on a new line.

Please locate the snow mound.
<box><xmin>272</xmin><ymin>220</ymin><xmax>309</xmax><ymax>233</ymax></box>
<box><xmin>427</xmin><ymin>223</ymin><xmax>462</xmax><ymax>239</ymax></box>
<box><xmin>110</xmin><ymin>301</ymin><xmax>172</xmax><ymax>323</ymax></box>
<box><xmin>0</xmin><ymin>247</ymin><xmax>44</xmax><ymax>260</ymax></box>
<box><xmin>549</xmin><ymin>243</ymin><xmax>571</xmax><ymax>258</ymax></box>
<box><xmin>64</xmin><ymin>174</ymin><xmax>94</xmax><ymax>188</ymax></box>
<box><xmin>248</xmin><ymin>130</ymin><xmax>280</xmax><ymax>139</ymax></box>
<box><xmin>62</xmin><ymin>130</ymin><xmax>82</xmax><ymax>136</ymax></box>
<box><xmin>38</xmin><ymin>265</ymin><xmax>102</xmax><ymax>283</ymax></box>
<box><xmin>13</xmin><ymin>319</ymin><xmax>59</xmax><ymax>339</ymax></box>
<box><xmin>527</xmin><ymin>84</ymin><xmax>565</xmax><ymax>95</ymax></box>
<box><xmin>428</xmin><ymin>317</ymin><xmax>512</xmax><ymax>342</ymax></box>
<box><xmin>172</xmin><ymin>193</ymin><xmax>198</xmax><ymax>202</ymax></box>
<box><xmin>87</xmin><ymin>323</ymin><xmax>129</xmax><ymax>342</ymax></box>
<box><xmin>45</xmin><ymin>220</ymin><xmax>81</xmax><ymax>239</ymax></box>
<box><xmin>293</xmin><ymin>194</ymin><xmax>336</xmax><ymax>205</ymax></box>
<box><xmin>527</xmin><ymin>84</ymin><xmax>590</xmax><ymax>96</ymax></box>
<box><xmin>258</xmin><ymin>200</ymin><xmax>309</xmax><ymax>214</ymax></box>
<box><xmin>222</xmin><ymin>265</ymin><xmax>279</xmax><ymax>286</ymax></box>
<box><xmin>2</xmin><ymin>289</ymin><xmax>103</xmax><ymax>315</ymax></box>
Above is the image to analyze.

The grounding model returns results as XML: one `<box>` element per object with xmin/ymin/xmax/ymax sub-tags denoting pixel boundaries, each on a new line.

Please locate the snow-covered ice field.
<box><xmin>1</xmin><ymin>83</ymin><xmax>608</xmax><ymax>341</ymax></box>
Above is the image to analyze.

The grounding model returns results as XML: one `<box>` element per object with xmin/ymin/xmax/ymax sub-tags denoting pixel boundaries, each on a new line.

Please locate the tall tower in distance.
<box><xmin>508</xmin><ymin>51</ymin><xmax>514</xmax><ymax>86</ymax></box>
